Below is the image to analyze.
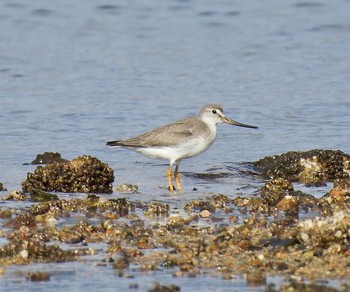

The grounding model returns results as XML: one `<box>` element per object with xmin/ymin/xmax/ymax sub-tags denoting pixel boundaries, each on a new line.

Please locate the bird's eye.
<box><xmin>212</xmin><ymin>110</ymin><xmax>217</xmax><ymax>114</ymax></box>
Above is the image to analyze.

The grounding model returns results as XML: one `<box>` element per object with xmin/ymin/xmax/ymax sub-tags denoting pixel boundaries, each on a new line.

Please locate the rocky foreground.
<box><xmin>0</xmin><ymin>149</ymin><xmax>349</xmax><ymax>291</ymax></box>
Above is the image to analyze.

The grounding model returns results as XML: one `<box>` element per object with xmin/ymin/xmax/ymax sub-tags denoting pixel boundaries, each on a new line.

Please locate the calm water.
<box><xmin>1</xmin><ymin>0</ymin><xmax>350</xmax><ymax>290</ymax></box>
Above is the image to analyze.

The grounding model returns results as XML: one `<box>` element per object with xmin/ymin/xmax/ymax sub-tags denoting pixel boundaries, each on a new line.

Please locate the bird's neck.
<box><xmin>202</xmin><ymin>119</ymin><xmax>218</xmax><ymax>137</ymax></box>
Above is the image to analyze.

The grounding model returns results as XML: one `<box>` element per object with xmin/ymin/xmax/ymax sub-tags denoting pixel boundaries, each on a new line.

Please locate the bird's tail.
<box><xmin>106</xmin><ymin>140</ymin><xmax>121</xmax><ymax>146</ymax></box>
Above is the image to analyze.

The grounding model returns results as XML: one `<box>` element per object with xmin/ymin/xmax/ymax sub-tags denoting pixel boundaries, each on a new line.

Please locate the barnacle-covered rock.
<box><xmin>297</xmin><ymin>209</ymin><xmax>350</xmax><ymax>249</ymax></box>
<box><xmin>254</xmin><ymin>149</ymin><xmax>350</xmax><ymax>184</ymax></box>
<box><xmin>184</xmin><ymin>194</ymin><xmax>232</xmax><ymax>213</ymax></box>
<box><xmin>115</xmin><ymin>183</ymin><xmax>138</xmax><ymax>193</ymax></box>
<box><xmin>328</xmin><ymin>178</ymin><xmax>350</xmax><ymax>202</ymax></box>
<box><xmin>275</xmin><ymin>195</ymin><xmax>299</xmax><ymax>212</ymax></box>
<box><xmin>144</xmin><ymin>202</ymin><xmax>169</xmax><ymax>216</ymax></box>
<box><xmin>22</xmin><ymin>155</ymin><xmax>114</xmax><ymax>193</ymax></box>
<box><xmin>2</xmin><ymin>190</ymin><xmax>26</xmax><ymax>201</ymax></box>
<box><xmin>0</xmin><ymin>238</ymin><xmax>76</xmax><ymax>263</ymax></box>
<box><xmin>260</xmin><ymin>178</ymin><xmax>294</xmax><ymax>206</ymax></box>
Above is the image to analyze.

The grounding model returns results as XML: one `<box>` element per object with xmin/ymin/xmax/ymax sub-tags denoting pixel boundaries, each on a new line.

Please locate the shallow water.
<box><xmin>1</xmin><ymin>0</ymin><xmax>350</xmax><ymax>290</ymax></box>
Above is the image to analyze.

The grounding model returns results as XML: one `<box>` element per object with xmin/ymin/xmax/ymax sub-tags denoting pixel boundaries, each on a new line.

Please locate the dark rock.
<box><xmin>0</xmin><ymin>182</ymin><xmax>7</xmax><ymax>191</ymax></box>
<box><xmin>279</xmin><ymin>280</ymin><xmax>341</xmax><ymax>292</ymax></box>
<box><xmin>4</xmin><ymin>213</ymin><xmax>36</xmax><ymax>229</ymax></box>
<box><xmin>246</xmin><ymin>270</ymin><xmax>266</xmax><ymax>287</ymax></box>
<box><xmin>254</xmin><ymin>149</ymin><xmax>350</xmax><ymax>183</ymax></box>
<box><xmin>149</xmin><ymin>282</ymin><xmax>180</xmax><ymax>292</ymax></box>
<box><xmin>30</xmin><ymin>152</ymin><xmax>68</xmax><ymax>165</ymax></box>
<box><xmin>26</xmin><ymin>271</ymin><xmax>51</xmax><ymax>281</ymax></box>
<box><xmin>0</xmin><ymin>238</ymin><xmax>76</xmax><ymax>262</ymax></box>
<box><xmin>113</xmin><ymin>256</ymin><xmax>129</xmax><ymax>270</ymax></box>
<box><xmin>22</xmin><ymin>155</ymin><xmax>114</xmax><ymax>193</ymax></box>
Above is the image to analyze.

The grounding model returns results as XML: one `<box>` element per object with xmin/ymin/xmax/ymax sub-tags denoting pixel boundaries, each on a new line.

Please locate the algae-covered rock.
<box><xmin>28</xmin><ymin>189</ymin><xmax>59</xmax><ymax>202</ymax></box>
<box><xmin>22</xmin><ymin>155</ymin><xmax>114</xmax><ymax>193</ymax></box>
<box><xmin>254</xmin><ymin>149</ymin><xmax>350</xmax><ymax>184</ymax></box>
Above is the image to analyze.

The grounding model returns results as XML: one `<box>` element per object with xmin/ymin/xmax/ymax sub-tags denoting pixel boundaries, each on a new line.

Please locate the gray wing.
<box><xmin>108</xmin><ymin>117</ymin><xmax>207</xmax><ymax>148</ymax></box>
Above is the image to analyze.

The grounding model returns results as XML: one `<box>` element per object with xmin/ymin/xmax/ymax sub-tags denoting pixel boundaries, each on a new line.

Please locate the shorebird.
<box><xmin>107</xmin><ymin>104</ymin><xmax>257</xmax><ymax>192</ymax></box>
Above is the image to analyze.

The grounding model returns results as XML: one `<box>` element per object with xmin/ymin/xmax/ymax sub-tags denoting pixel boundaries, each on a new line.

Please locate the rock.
<box><xmin>22</xmin><ymin>155</ymin><xmax>114</xmax><ymax>193</ymax></box>
<box><xmin>112</xmin><ymin>256</ymin><xmax>129</xmax><ymax>270</ymax></box>
<box><xmin>115</xmin><ymin>183</ymin><xmax>138</xmax><ymax>193</ymax></box>
<box><xmin>319</xmin><ymin>178</ymin><xmax>350</xmax><ymax>213</ymax></box>
<box><xmin>2</xmin><ymin>190</ymin><xmax>26</xmax><ymax>201</ymax></box>
<box><xmin>184</xmin><ymin>194</ymin><xmax>232</xmax><ymax>213</ymax></box>
<box><xmin>328</xmin><ymin>178</ymin><xmax>350</xmax><ymax>202</ymax></box>
<box><xmin>144</xmin><ymin>202</ymin><xmax>169</xmax><ymax>216</ymax></box>
<box><xmin>254</xmin><ymin>149</ymin><xmax>350</xmax><ymax>183</ymax></box>
<box><xmin>0</xmin><ymin>238</ymin><xmax>76</xmax><ymax>263</ymax></box>
<box><xmin>26</xmin><ymin>271</ymin><xmax>51</xmax><ymax>281</ymax></box>
<box><xmin>276</xmin><ymin>195</ymin><xmax>299</xmax><ymax>212</ymax></box>
<box><xmin>28</xmin><ymin>189</ymin><xmax>59</xmax><ymax>202</ymax></box>
<box><xmin>30</xmin><ymin>152</ymin><xmax>68</xmax><ymax>165</ymax></box>
<box><xmin>246</xmin><ymin>270</ymin><xmax>266</xmax><ymax>287</ymax></box>
<box><xmin>0</xmin><ymin>209</ymin><xmax>12</xmax><ymax>219</ymax></box>
<box><xmin>0</xmin><ymin>182</ymin><xmax>7</xmax><ymax>191</ymax></box>
<box><xmin>199</xmin><ymin>210</ymin><xmax>211</xmax><ymax>218</ymax></box>
<box><xmin>149</xmin><ymin>282</ymin><xmax>180</xmax><ymax>292</ymax></box>
<box><xmin>279</xmin><ymin>280</ymin><xmax>343</xmax><ymax>292</ymax></box>
<box><xmin>297</xmin><ymin>209</ymin><xmax>350</xmax><ymax>249</ymax></box>
<box><xmin>260</xmin><ymin>178</ymin><xmax>294</xmax><ymax>206</ymax></box>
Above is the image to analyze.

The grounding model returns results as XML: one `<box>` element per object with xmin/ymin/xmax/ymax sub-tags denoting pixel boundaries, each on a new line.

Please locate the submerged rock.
<box><xmin>115</xmin><ymin>183</ymin><xmax>138</xmax><ymax>193</ymax></box>
<box><xmin>26</xmin><ymin>271</ymin><xmax>51</xmax><ymax>282</ymax></box>
<box><xmin>0</xmin><ymin>182</ymin><xmax>7</xmax><ymax>191</ymax></box>
<box><xmin>0</xmin><ymin>238</ymin><xmax>76</xmax><ymax>263</ymax></box>
<box><xmin>144</xmin><ymin>202</ymin><xmax>169</xmax><ymax>216</ymax></box>
<box><xmin>276</xmin><ymin>281</ymin><xmax>342</xmax><ymax>292</ymax></box>
<box><xmin>29</xmin><ymin>152</ymin><xmax>68</xmax><ymax>165</ymax></box>
<box><xmin>22</xmin><ymin>155</ymin><xmax>114</xmax><ymax>193</ymax></box>
<box><xmin>254</xmin><ymin>149</ymin><xmax>350</xmax><ymax>184</ymax></box>
<box><xmin>149</xmin><ymin>282</ymin><xmax>180</xmax><ymax>292</ymax></box>
<box><xmin>28</xmin><ymin>189</ymin><xmax>59</xmax><ymax>202</ymax></box>
<box><xmin>184</xmin><ymin>194</ymin><xmax>232</xmax><ymax>213</ymax></box>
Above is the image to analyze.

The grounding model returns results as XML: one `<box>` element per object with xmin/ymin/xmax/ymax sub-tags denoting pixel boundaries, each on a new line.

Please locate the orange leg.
<box><xmin>174</xmin><ymin>164</ymin><xmax>182</xmax><ymax>192</ymax></box>
<box><xmin>166</xmin><ymin>165</ymin><xmax>174</xmax><ymax>192</ymax></box>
